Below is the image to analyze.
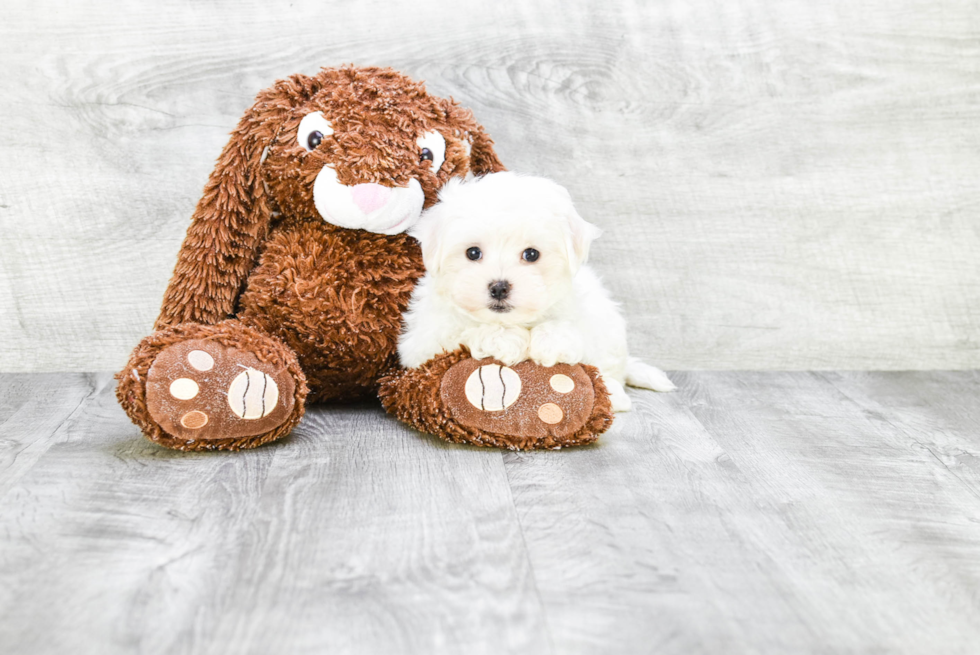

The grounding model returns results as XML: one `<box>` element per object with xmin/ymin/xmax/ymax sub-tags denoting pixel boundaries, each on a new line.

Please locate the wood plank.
<box><xmin>0</xmin><ymin>373</ymin><xmax>56</xmax><ymax>424</ymax></box>
<box><xmin>3</xmin><ymin>372</ymin><xmax>980</xmax><ymax>652</ymax></box>
<box><xmin>677</xmin><ymin>372</ymin><xmax>980</xmax><ymax>652</ymax></box>
<box><xmin>503</xmin><ymin>371</ymin><xmax>980</xmax><ymax>654</ymax></box>
<box><xmin>819</xmin><ymin>371</ymin><xmax>980</xmax><ymax>500</ymax></box>
<box><xmin>185</xmin><ymin>407</ymin><xmax>549</xmax><ymax>655</ymax></box>
<box><xmin>0</xmin><ymin>380</ymin><xmax>548</xmax><ymax>654</ymax></box>
<box><xmin>0</xmin><ymin>372</ymin><xmax>104</xmax><ymax>500</ymax></box>
<box><xmin>1</xmin><ymin>0</ymin><xmax>979</xmax><ymax>371</ymax></box>
<box><xmin>503</xmin><ymin>386</ymin><xmax>783</xmax><ymax>654</ymax></box>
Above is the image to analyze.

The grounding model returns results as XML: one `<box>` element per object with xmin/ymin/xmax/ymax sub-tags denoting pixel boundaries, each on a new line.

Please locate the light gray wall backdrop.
<box><xmin>1</xmin><ymin>0</ymin><xmax>978</xmax><ymax>372</ymax></box>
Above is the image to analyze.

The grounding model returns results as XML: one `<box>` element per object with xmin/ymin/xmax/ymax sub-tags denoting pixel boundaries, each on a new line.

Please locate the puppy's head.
<box><xmin>413</xmin><ymin>172</ymin><xmax>602</xmax><ymax>325</ymax></box>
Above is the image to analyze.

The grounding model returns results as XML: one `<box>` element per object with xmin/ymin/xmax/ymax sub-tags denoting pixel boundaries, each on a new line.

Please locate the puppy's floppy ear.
<box><xmin>410</xmin><ymin>177</ymin><xmax>469</xmax><ymax>275</ymax></box>
<box><xmin>562</xmin><ymin>202</ymin><xmax>604</xmax><ymax>275</ymax></box>
<box><xmin>409</xmin><ymin>180</ymin><xmax>454</xmax><ymax>275</ymax></box>
<box><xmin>409</xmin><ymin>211</ymin><xmax>450</xmax><ymax>277</ymax></box>
<box><xmin>154</xmin><ymin>83</ymin><xmax>298</xmax><ymax>330</ymax></box>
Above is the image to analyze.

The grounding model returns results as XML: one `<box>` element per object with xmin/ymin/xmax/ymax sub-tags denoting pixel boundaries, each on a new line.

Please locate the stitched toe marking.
<box><xmin>169</xmin><ymin>378</ymin><xmax>199</xmax><ymax>400</ymax></box>
<box><xmin>464</xmin><ymin>364</ymin><xmax>521</xmax><ymax>411</ymax></box>
<box><xmin>187</xmin><ymin>350</ymin><xmax>215</xmax><ymax>371</ymax></box>
<box><xmin>228</xmin><ymin>368</ymin><xmax>280</xmax><ymax>420</ymax></box>
<box><xmin>549</xmin><ymin>374</ymin><xmax>575</xmax><ymax>393</ymax></box>
<box><xmin>181</xmin><ymin>410</ymin><xmax>209</xmax><ymax>429</ymax></box>
<box><xmin>538</xmin><ymin>403</ymin><xmax>563</xmax><ymax>424</ymax></box>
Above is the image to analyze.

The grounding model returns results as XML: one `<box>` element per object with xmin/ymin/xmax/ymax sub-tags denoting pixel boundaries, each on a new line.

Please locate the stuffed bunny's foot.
<box><xmin>379</xmin><ymin>350</ymin><xmax>614</xmax><ymax>450</ymax></box>
<box><xmin>117</xmin><ymin>321</ymin><xmax>307</xmax><ymax>451</ymax></box>
<box><xmin>144</xmin><ymin>339</ymin><xmax>296</xmax><ymax>443</ymax></box>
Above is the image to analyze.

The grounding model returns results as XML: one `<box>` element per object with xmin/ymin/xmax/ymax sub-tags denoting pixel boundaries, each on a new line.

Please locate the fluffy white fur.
<box><xmin>398</xmin><ymin>172</ymin><xmax>675</xmax><ymax>411</ymax></box>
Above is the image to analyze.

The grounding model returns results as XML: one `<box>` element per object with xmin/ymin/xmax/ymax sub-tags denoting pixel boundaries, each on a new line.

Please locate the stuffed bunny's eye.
<box><xmin>298</xmin><ymin>112</ymin><xmax>334</xmax><ymax>152</ymax></box>
<box><xmin>416</xmin><ymin>131</ymin><xmax>446</xmax><ymax>172</ymax></box>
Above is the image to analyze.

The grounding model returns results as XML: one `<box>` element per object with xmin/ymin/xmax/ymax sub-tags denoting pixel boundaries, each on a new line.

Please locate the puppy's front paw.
<box><xmin>528</xmin><ymin>322</ymin><xmax>584</xmax><ymax>368</ymax></box>
<box><xmin>604</xmin><ymin>377</ymin><xmax>633</xmax><ymax>412</ymax></box>
<box><xmin>462</xmin><ymin>325</ymin><xmax>531</xmax><ymax>366</ymax></box>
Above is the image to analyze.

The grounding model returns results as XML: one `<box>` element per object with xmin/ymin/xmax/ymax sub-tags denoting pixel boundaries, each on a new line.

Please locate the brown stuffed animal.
<box><xmin>116</xmin><ymin>66</ymin><xmax>612</xmax><ymax>451</ymax></box>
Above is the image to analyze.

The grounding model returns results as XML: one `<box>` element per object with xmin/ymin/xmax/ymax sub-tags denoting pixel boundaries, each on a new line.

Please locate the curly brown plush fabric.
<box><xmin>116</xmin><ymin>65</ymin><xmax>611</xmax><ymax>451</ymax></box>
<box><xmin>238</xmin><ymin>219</ymin><xmax>422</xmax><ymax>403</ymax></box>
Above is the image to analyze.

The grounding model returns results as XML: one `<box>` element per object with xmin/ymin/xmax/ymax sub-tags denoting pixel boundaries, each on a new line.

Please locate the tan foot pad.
<box><xmin>441</xmin><ymin>358</ymin><xmax>596</xmax><ymax>439</ymax></box>
<box><xmin>145</xmin><ymin>339</ymin><xmax>296</xmax><ymax>441</ymax></box>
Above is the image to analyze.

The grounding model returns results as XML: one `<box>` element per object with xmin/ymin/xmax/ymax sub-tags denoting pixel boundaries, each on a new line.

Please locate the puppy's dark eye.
<box><xmin>307</xmin><ymin>131</ymin><xmax>323</xmax><ymax>151</ymax></box>
<box><xmin>522</xmin><ymin>248</ymin><xmax>540</xmax><ymax>263</ymax></box>
<box><xmin>420</xmin><ymin>148</ymin><xmax>434</xmax><ymax>163</ymax></box>
<box><xmin>466</xmin><ymin>247</ymin><xmax>482</xmax><ymax>261</ymax></box>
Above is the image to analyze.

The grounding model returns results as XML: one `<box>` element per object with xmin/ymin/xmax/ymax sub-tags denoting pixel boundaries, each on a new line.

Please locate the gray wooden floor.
<box><xmin>1</xmin><ymin>372</ymin><xmax>979</xmax><ymax>654</ymax></box>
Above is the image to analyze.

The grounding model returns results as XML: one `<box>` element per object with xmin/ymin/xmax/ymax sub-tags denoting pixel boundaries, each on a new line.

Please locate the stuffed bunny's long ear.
<box><xmin>468</xmin><ymin>124</ymin><xmax>506</xmax><ymax>176</ymax></box>
<box><xmin>154</xmin><ymin>107</ymin><xmax>278</xmax><ymax>330</ymax></box>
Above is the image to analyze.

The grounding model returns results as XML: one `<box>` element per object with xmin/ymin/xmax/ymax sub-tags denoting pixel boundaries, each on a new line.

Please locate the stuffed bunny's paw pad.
<box><xmin>145</xmin><ymin>339</ymin><xmax>296</xmax><ymax>441</ymax></box>
<box><xmin>441</xmin><ymin>358</ymin><xmax>597</xmax><ymax>440</ymax></box>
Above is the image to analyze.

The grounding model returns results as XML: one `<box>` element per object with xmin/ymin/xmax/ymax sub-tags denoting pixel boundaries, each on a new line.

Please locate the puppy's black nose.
<box><xmin>488</xmin><ymin>280</ymin><xmax>511</xmax><ymax>300</ymax></box>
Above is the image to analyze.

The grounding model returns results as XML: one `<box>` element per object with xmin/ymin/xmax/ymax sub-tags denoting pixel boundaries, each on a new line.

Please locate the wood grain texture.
<box><xmin>0</xmin><ymin>376</ymin><xmax>548</xmax><ymax>654</ymax></box>
<box><xmin>502</xmin><ymin>372</ymin><xmax>980</xmax><ymax>654</ymax></box>
<box><xmin>2</xmin><ymin>372</ymin><xmax>980</xmax><ymax>653</ymax></box>
<box><xmin>0</xmin><ymin>372</ymin><xmax>104</xmax><ymax>498</ymax></box>
<box><xmin>1</xmin><ymin>0</ymin><xmax>979</xmax><ymax>371</ymax></box>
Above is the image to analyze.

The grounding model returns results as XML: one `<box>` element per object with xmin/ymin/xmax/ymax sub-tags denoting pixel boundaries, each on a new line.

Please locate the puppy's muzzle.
<box><xmin>488</xmin><ymin>280</ymin><xmax>512</xmax><ymax>313</ymax></box>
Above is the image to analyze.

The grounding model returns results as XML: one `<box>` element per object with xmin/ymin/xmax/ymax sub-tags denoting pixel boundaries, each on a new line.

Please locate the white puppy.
<box><xmin>398</xmin><ymin>172</ymin><xmax>675</xmax><ymax>411</ymax></box>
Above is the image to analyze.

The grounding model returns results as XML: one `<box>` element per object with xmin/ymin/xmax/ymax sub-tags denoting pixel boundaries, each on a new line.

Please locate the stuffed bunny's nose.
<box><xmin>350</xmin><ymin>183</ymin><xmax>392</xmax><ymax>214</ymax></box>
